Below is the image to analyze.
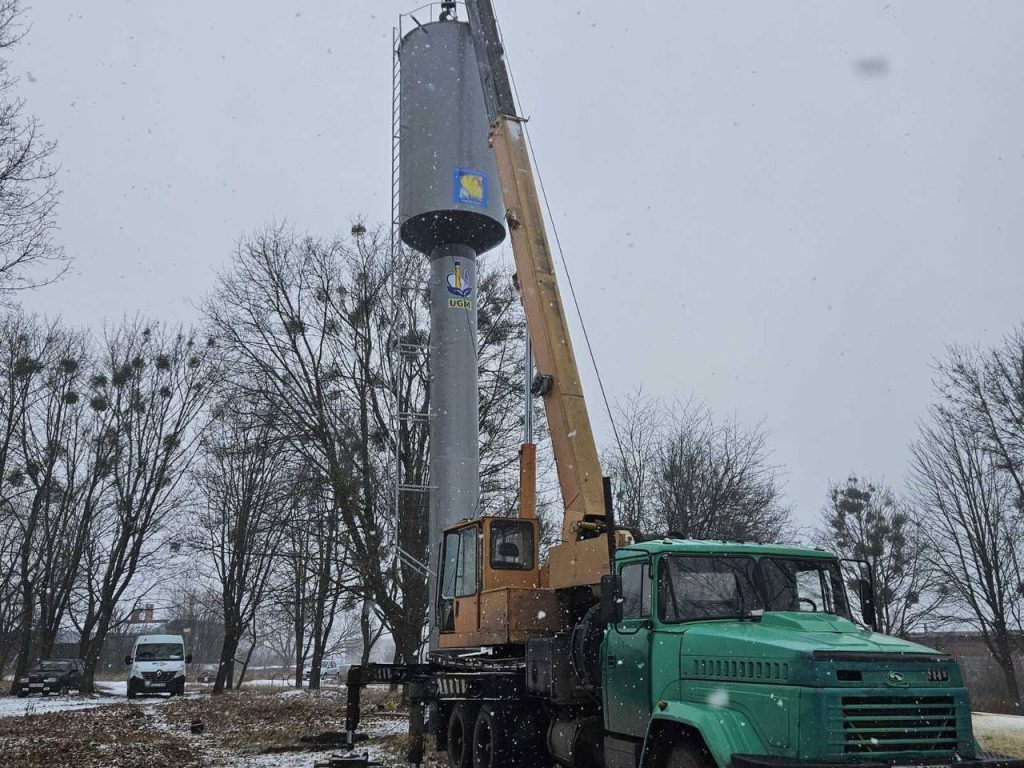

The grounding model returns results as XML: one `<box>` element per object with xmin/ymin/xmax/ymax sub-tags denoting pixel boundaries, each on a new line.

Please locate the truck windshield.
<box><xmin>759</xmin><ymin>557</ymin><xmax>851</xmax><ymax>618</ymax></box>
<box><xmin>134</xmin><ymin>644</ymin><xmax>183</xmax><ymax>661</ymax></box>
<box><xmin>659</xmin><ymin>555</ymin><xmax>851</xmax><ymax>623</ymax></box>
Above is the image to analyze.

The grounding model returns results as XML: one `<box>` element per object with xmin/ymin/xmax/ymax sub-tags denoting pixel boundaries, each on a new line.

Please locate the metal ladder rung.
<box><xmin>397</xmin><ymin>411</ymin><xmax>429</xmax><ymax>422</ymax></box>
<box><xmin>398</xmin><ymin>483</ymin><xmax>432</xmax><ymax>493</ymax></box>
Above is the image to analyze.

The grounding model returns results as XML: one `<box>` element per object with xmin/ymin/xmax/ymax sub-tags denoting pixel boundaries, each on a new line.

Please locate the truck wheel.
<box><xmin>472</xmin><ymin>704</ymin><xmax>513</xmax><ymax>768</ymax></box>
<box><xmin>127</xmin><ymin>681</ymin><xmax>137</xmax><ymax>700</ymax></box>
<box><xmin>16</xmin><ymin>689</ymin><xmax>26</xmax><ymax>699</ymax></box>
<box><xmin>447</xmin><ymin>702</ymin><xmax>476</xmax><ymax>768</ymax></box>
<box><xmin>666</xmin><ymin>741</ymin><xmax>714</xmax><ymax>768</ymax></box>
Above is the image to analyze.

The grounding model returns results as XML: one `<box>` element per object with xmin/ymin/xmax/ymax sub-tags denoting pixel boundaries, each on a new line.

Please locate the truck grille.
<box><xmin>838</xmin><ymin>695</ymin><xmax>959</xmax><ymax>755</ymax></box>
<box><xmin>141</xmin><ymin>670</ymin><xmax>176</xmax><ymax>683</ymax></box>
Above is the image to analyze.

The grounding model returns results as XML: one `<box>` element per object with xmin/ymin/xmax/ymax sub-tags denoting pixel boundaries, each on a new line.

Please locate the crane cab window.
<box><xmin>489</xmin><ymin>520</ymin><xmax>534</xmax><ymax>570</ymax></box>
<box><xmin>441</xmin><ymin>526</ymin><xmax>479</xmax><ymax>599</ymax></box>
<box><xmin>620</xmin><ymin>561</ymin><xmax>651</xmax><ymax>619</ymax></box>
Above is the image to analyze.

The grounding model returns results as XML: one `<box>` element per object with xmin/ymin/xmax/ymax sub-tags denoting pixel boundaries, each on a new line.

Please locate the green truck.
<box><xmin>596</xmin><ymin>539</ymin><xmax>984</xmax><ymax>768</ymax></box>
<box><xmin>342</xmin><ymin>536</ymin><xmax>1012</xmax><ymax>768</ymax></box>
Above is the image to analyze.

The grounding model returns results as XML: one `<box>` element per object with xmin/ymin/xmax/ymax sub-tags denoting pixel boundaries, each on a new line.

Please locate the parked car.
<box><xmin>125</xmin><ymin>633</ymin><xmax>192</xmax><ymax>698</ymax></box>
<box><xmin>16</xmin><ymin>659</ymin><xmax>85</xmax><ymax>697</ymax></box>
<box><xmin>196</xmin><ymin>664</ymin><xmax>217</xmax><ymax>684</ymax></box>
<box><xmin>302</xmin><ymin>657</ymin><xmax>346</xmax><ymax>683</ymax></box>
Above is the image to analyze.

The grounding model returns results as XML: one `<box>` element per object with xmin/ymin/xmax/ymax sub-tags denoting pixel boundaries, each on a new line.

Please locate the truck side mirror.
<box><xmin>124</xmin><ymin>655</ymin><xmax>132</xmax><ymax>666</ymax></box>
<box><xmin>186</xmin><ymin>654</ymin><xmax>193</xmax><ymax>665</ymax></box>
<box><xmin>857</xmin><ymin>578</ymin><xmax>878</xmax><ymax>631</ymax></box>
<box><xmin>599</xmin><ymin>574</ymin><xmax>623</xmax><ymax>625</ymax></box>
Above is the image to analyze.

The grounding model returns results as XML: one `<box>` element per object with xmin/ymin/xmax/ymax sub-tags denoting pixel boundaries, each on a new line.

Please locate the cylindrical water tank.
<box><xmin>398</xmin><ymin>20</ymin><xmax>506</xmax><ymax>255</ymax></box>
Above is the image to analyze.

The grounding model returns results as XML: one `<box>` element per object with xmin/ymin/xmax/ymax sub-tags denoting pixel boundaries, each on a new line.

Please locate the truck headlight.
<box><xmin>18</xmin><ymin>677</ymin><xmax>27</xmax><ymax>683</ymax></box>
<box><xmin>44</xmin><ymin>677</ymin><xmax>57</xmax><ymax>683</ymax></box>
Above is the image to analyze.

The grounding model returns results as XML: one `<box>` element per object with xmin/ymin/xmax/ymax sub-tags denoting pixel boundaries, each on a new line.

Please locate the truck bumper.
<box><xmin>732</xmin><ymin>755</ymin><xmax>1024</xmax><ymax>768</ymax></box>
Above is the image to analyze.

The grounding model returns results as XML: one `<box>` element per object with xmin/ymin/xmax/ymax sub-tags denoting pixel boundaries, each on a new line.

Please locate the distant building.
<box><xmin>911</xmin><ymin>631</ymin><xmax>1023</xmax><ymax>713</ymax></box>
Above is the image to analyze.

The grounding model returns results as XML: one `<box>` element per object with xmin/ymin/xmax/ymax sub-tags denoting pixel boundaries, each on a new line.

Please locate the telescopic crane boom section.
<box><xmin>466</xmin><ymin>0</ymin><xmax>610</xmax><ymax>590</ymax></box>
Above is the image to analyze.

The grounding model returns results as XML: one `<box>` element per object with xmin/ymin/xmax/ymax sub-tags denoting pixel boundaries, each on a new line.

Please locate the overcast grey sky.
<box><xmin>15</xmin><ymin>1</ymin><xmax>1024</xmax><ymax>529</ymax></box>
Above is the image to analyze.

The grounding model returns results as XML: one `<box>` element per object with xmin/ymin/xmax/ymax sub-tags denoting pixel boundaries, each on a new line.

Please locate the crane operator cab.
<box><xmin>436</xmin><ymin>517</ymin><xmax>566</xmax><ymax>648</ymax></box>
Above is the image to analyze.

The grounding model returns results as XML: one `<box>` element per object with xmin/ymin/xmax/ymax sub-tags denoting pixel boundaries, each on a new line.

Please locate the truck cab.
<box><xmin>602</xmin><ymin>539</ymin><xmax>985</xmax><ymax>768</ymax></box>
<box><xmin>125</xmin><ymin>633</ymin><xmax>192</xmax><ymax>698</ymax></box>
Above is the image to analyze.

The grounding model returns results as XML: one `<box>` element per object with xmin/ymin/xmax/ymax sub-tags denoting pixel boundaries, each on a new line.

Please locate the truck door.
<box><xmin>438</xmin><ymin>524</ymin><xmax>481</xmax><ymax>636</ymax></box>
<box><xmin>604</xmin><ymin>559</ymin><xmax>652</xmax><ymax>737</ymax></box>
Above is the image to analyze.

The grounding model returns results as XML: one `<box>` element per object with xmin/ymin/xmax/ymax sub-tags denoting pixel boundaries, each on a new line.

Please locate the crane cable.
<box><xmin>494</xmin><ymin>12</ymin><xmax>628</xmax><ymax>470</ymax></box>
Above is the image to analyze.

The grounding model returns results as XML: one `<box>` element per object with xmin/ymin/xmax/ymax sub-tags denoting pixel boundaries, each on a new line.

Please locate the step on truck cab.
<box><xmin>125</xmin><ymin>633</ymin><xmax>191</xmax><ymax>698</ymax></box>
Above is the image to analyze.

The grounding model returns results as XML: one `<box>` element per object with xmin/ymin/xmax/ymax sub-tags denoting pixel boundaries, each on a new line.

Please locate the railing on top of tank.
<box><xmin>398</xmin><ymin>2</ymin><xmax>468</xmax><ymax>40</ymax></box>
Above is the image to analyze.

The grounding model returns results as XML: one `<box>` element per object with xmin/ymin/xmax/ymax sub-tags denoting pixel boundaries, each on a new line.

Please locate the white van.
<box><xmin>125</xmin><ymin>634</ymin><xmax>192</xmax><ymax>698</ymax></box>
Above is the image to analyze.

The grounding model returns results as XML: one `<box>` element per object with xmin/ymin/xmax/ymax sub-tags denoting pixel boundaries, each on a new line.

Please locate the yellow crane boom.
<box><xmin>466</xmin><ymin>0</ymin><xmax>612</xmax><ymax>590</ymax></box>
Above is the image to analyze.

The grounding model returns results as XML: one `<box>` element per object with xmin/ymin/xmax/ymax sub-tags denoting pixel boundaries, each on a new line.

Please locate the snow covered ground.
<box><xmin>8</xmin><ymin>688</ymin><xmax>1016</xmax><ymax>767</ymax></box>
<box><xmin>973</xmin><ymin>712</ymin><xmax>1024</xmax><ymax>757</ymax></box>
<box><xmin>244</xmin><ymin>677</ymin><xmax>343</xmax><ymax>689</ymax></box>
<box><xmin>974</xmin><ymin>712</ymin><xmax>1024</xmax><ymax>730</ymax></box>
<box><xmin>0</xmin><ymin>692</ymin><xmax>112</xmax><ymax>718</ymax></box>
<box><xmin>0</xmin><ymin>680</ymin><xmax>204</xmax><ymax>719</ymax></box>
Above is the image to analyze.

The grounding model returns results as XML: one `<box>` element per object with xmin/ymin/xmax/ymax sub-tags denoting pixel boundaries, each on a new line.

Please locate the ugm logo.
<box><xmin>446</xmin><ymin>261</ymin><xmax>472</xmax><ymax>299</ymax></box>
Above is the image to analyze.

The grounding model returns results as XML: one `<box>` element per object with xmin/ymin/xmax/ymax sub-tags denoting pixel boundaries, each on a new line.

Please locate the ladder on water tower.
<box><xmin>390</xmin><ymin>21</ymin><xmax>432</xmax><ymax>580</ymax></box>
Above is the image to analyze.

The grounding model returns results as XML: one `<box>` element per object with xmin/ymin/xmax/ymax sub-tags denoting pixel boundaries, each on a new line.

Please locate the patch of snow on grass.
<box><xmin>0</xmin><ymin>692</ymin><xmax>113</xmax><ymax>718</ymax></box>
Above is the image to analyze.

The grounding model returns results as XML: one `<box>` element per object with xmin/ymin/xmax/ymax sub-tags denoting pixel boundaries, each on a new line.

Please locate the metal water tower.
<box><xmin>397</xmin><ymin>6</ymin><xmax>506</xmax><ymax>643</ymax></box>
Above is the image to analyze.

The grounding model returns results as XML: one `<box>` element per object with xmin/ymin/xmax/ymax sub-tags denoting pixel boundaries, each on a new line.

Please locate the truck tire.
<box><xmin>666</xmin><ymin>741</ymin><xmax>714</xmax><ymax>768</ymax></box>
<box><xmin>472</xmin><ymin>704</ymin><xmax>513</xmax><ymax>768</ymax></box>
<box><xmin>127</xmin><ymin>681</ymin><xmax>137</xmax><ymax>700</ymax></box>
<box><xmin>16</xmin><ymin>689</ymin><xmax>26</xmax><ymax>699</ymax></box>
<box><xmin>447</xmin><ymin>702</ymin><xmax>476</xmax><ymax>768</ymax></box>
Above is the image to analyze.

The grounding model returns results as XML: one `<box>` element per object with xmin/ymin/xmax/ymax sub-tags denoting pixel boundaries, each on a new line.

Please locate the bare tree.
<box><xmin>11</xmin><ymin>327</ymin><xmax>89</xmax><ymax>663</ymax></box>
<box><xmin>193</xmin><ymin>401</ymin><xmax>290</xmax><ymax>694</ymax></box>
<box><xmin>1</xmin><ymin>314</ymin><xmax>61</xmax><ymax>689</ymax></box>
<box><xmin>0</xmin><ymin>2</ymin><xmax>66</xmax><ymax>294</ymax></box>
<box><xmin>911</xmin><ymin>403</ymin><xmax>1024</xmax><ymax>709</ymax></box>
<box><xmin>604</xmin><ymin>390</ymin><xmax>662</xmax><ymax>531</ymax></box>
<box><xmin>0</xmin><ymin>315</ymin><xmax>43</xmax><ymax>679</ymax></box>
<box><xmin>205</xmin><ymin>224</ymin><xmax>529</xmax><ymax>666</ymax></box>
<box><xmin>0</xmin><ymin>315</ymin><xmax>111</xmax><ymax>689</ymax></box>
<box><xmin>74</xmin><ymin>321</ymin><xmax>212</xmax><ymax>692</ymax></box>
<box><xmin>294</xmin><ymin>469</ymin><xmax>350</xmax><ymax>689</ymax></box>
<box><xmin>818</xmin><ymin>475</ymin><xmax>940</xmax><ymax>636</ymax></box>
<box><xmin>606</xmin><ymin>393</ymin><xmax>791</xmax><ymax>541</ymax></box>
<box><xmin>938</xmin><ymin>327</ymin><xmax>1024</xmax><ymax>506</ymax></box>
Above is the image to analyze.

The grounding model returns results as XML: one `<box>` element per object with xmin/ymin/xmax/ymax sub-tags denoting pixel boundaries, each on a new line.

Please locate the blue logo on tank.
<box><xmin>453</xmin><ymin>168</ymin><xmax>488</xmax><ymax>207</ymax></box>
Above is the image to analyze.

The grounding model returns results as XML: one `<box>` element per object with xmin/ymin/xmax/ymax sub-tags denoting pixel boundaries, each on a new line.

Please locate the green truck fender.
<box><xmin>641</xmin><ymin>700</ymin><xmax>767</xmax><ymax>768</ymax></box>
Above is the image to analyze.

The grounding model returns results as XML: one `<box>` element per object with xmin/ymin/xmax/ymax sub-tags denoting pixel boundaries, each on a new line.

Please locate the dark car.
<box><xmin>16</xmin><ymin>659</ymin><xmax>85</xmax><ymax>697</ymax></box>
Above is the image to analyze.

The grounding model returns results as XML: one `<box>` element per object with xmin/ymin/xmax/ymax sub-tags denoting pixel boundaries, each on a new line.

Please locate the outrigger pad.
<box><xmin>313</xmin><ymin>752</ymin><xmax>385</xmax><ymax>768</ymax></box>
